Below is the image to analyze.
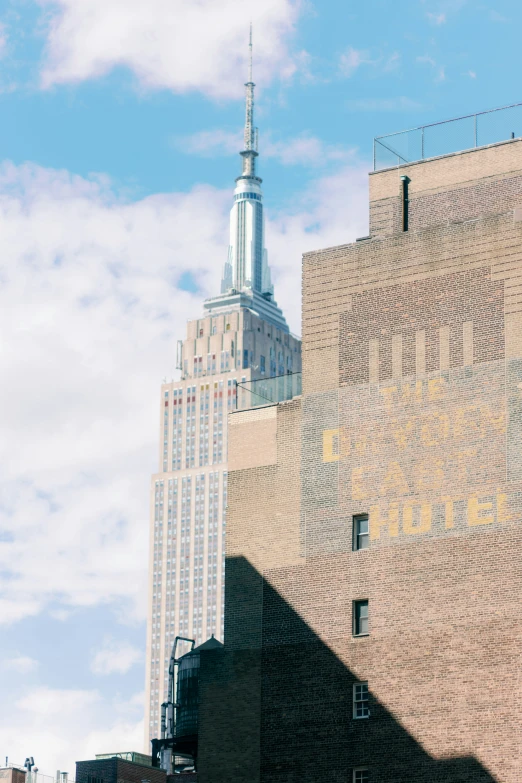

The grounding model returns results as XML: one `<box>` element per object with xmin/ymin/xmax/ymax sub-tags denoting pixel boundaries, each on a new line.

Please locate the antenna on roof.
<box><xmin>248</xmin><ymin>22</ymin><xmax>253</xmax><ymax>84</ymax></box>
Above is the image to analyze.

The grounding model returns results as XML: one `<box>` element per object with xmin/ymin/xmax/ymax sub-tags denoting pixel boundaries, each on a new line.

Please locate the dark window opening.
<box><xmin>353</xmin><ymin>682</ymin><xmax>370</xmax><ymax>719</ymax></box>
<box><xmin>353</xmin><ymin>514</ymin><xmax>369</xmax><ymax>551</ymax></box>
<box><xmin>353</xmin><ymin>599</ymin><xmax>369</xmax><ymax>636</ymax></box>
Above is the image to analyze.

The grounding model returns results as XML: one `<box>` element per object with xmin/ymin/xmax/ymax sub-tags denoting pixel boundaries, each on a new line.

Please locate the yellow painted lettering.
<box><xmin>467</xmin><ymin>496</ymin><xmax>494</xmax><ymax>526</ymax></box>
<box><xmin>380</xmin><ymin>461</ymin><xmax>410</xmax><ymax>497</ymax></box>
<box><xmin>370</xmin><ymin>503</ymin><xmax>399</xmax><ymax>540</ymax></box>
<box><xmin>354</xmin><ymin>436</ymin><xmax>367</xmax><ymax>455</ymax></box>
<box><xmin>453</xmin><ymin>406</ymin><xmax>482</xmax><ymax>440</ymax></box>
<box><xmin>481</xmin><ymin>405</ymin><xmax>506</xmax><ymax>434</ymax></box>
<box><xmin>403</xmin><ymin>503</ymin><xmax>432</xmax><ymax>534</ymax></box>
<box><xmin>380</xmin><ymin>385</ymin><xmax>397</xmax><ymax>411</ymax></box>
<box><xmin>414</xmin><ymin>459</ymin><xmax>444</xmax><ymax>492</ymax></box>
<box><xmin>391</xmin><ymin>418</ymin><xmax>415</xmax><ymax>451</ymax></box>
<box><xmin>352</xmin><ymin>465</ymin><xmax>376</xmax><ymax>500</ymax></box>
<box><xmin>399</xmin><ymin>381</ymin><xmax>423</xmax><ymax>404</ymax></box>
<box><xmin>428</xmin><ymin>377</ymin><xmax>445</xmax><ymax>401</ymax></box>
<box><xmin>420</xmin><ymin>413</ymin><xmax>450</xmax><ymax>447</ymax></box>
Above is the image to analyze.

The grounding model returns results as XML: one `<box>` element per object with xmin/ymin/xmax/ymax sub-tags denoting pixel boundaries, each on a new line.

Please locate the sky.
<box><xmin>0</xmin><ymin>0</ymin><xmax>520</xmax><ymax>773</ymax></box>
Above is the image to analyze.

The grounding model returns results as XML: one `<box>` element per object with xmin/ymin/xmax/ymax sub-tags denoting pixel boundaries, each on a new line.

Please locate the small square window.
<box><xmin>353</xmin><ymin>599</ymin><xmax>369</xmax><ymax>636</ymax></box>
<box><xmin>353</xmin><ymin>769</ymin><xmax>369</xmax><ymax>782</ymax></box>
<box><xmin>353</xmin><ymin>514</ymin><xmax>369</xmax><ymax>551</ymax></box>
<box><xmin>353</xmin><ymin>682</ymin><xmax>369</xmax><ymax>719</ymax></box>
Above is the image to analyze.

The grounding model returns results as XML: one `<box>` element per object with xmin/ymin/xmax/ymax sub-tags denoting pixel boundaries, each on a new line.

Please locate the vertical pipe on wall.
<box><xmin>401</xmin><ymin>175</ymin><xmax>410</xmax><ymax>232</ymax></box>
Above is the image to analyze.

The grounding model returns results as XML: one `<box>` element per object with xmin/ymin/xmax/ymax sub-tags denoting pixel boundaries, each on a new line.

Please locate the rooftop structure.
<box><xmin>374</xmin><ymin>100</ymin><xmax>522</xmax><ymax>170</ymax></box>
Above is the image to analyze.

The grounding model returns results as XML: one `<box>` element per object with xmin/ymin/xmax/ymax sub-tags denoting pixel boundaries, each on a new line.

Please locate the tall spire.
<box><xmin>241</xmin><ymin>24</ymin><xmax>258</xmax><ymax>178</ymax></box>
<box><xmin>206</xmin><ymin>25</ymin><xmax>288</xmax><ymax>331</ymax></box>
<box><xmin>248</xmin><ymin>22</ymin><xmax>253</xmax><ymax>84</ymax></box>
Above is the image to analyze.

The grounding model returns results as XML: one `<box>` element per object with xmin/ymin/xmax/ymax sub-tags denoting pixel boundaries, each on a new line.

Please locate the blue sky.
<box><xmin>0</xmin><ymin>0</ymin><xmax>520</xmax><ymax>773</ymax></box>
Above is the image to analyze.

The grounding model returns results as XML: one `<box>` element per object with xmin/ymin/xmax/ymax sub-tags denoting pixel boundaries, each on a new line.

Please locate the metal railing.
<box><xmin>373</xmin><ymin>101</ymin><xmax>522</xmax><ymax>171</ymax></box>
<box><xmin>235</xmin><ymin>372</ymin><xmax>302</xmax><ymax>411</ymax></box>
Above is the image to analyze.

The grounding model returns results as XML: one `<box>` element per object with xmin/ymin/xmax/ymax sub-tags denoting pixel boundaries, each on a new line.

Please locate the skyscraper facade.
<box><xmin>144</xmin><ymin>37</ymin><xmax>301</xmax><ymax>746</ymax></box>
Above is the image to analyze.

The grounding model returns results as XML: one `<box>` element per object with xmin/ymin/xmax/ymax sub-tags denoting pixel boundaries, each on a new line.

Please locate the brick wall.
<box><xmin>76</xmin><ymin>760</ymin><xmax>166</xmax><ymax>783</ymax></box>
<box><xmin>0</xmin><ymin>771</ymin><xmax>26</xmax><ymax>783</ymax></box>
<box><xmin>369</xmin><ymin>138</ymin><xmax>522</xmax><ymax>237</ymax></box>
<box><xmin>198</xmin><ymin>140</ymin><xmax>522</xmax><ymax>783</ymax></box>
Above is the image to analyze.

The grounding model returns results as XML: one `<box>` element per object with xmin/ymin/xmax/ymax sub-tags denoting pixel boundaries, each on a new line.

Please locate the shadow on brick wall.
<box><xmin>200</xmin><ymin>556</ymin><xmax>498</xmax><ymax>783</ymax></box>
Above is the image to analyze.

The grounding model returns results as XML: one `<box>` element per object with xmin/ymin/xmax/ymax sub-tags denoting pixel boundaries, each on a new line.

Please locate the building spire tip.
<box><xmin>248</xmin><ymin>23</ymin><xmax>253</xmax><ymax>84</ymax></box>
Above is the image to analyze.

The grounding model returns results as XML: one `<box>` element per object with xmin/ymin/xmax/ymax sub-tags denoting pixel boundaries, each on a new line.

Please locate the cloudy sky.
<box><xmin>0</xmin><ymin>0</ymin><xmax>519</xmax><ymax>773</ymax></box>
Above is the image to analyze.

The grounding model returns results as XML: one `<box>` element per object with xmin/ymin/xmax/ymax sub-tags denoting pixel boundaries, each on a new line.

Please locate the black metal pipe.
<box><xmin>401</xmin><ymin>175</ymin><xmax>410</xmax><ymax>232</ymax></box>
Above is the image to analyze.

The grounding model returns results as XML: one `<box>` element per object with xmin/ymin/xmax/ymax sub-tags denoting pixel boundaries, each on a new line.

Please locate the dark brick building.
<box><xmin>196</xmin><ymin>135</ymin><xmax>522</xmax><ymax>783</ymax></box>
<box><xmin>75</xmin><ymin>758</ymin><xmax>166</xmax><ymax>783</ymax></box>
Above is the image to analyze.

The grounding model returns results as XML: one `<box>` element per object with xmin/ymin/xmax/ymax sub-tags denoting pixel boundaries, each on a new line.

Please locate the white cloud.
<box><xmin>2</xmin><ymin>686</ymin><xmax>143</xmax><ymax>772</ymax></box>
<box><xmin>417</xmin><ymin>55</ymin><xmax>437</xmax><ymax>68</ymax></box>
<box><xmin>346</xmin><ymin>96</ymin><xmax>424</xmax><ymax>112</ymax></box>
<box><xmin>264</xmin><ymin>135</ymin><xmax>355</xmax><ymax>166</ymax></box>
<box><xmin>176</xmin><ymin>129</ymin><xmax>356</xmax><ymax>167</ymax></box>
<box><xmin>427</xmin><ymin>11</ymin><xmax>446</xmax><ymax>24</ymax></box>
<box><xmin>2</xmin><ymin>655</ymin><xmax>39</xmax><ymax>673</ymax></box>
<box><xmin>0</xmin><ymin>154</ymin><xmax>369</xmax><ymax>773</ymax></box>
<box><xmin>266</xmin><ymin>164</ymin><xmax>369</xmax><ymax>331</ymax></box>
<box><xmin>91</xmin><ymin>637</ymin><xmax>143</xmax><ymax>675</ymax></box>
<box><xmin>0</xmin><ymin>156</ymin><xmax>368</xmax><ymax>629</ymax></box>
<box><xmin>0</xmin><ymin>23</ymin><xmax>7</xmax><ymax>56</ymax></box>
<box><xmin>383</xmin><ymin>52</ymin><xmax>401</xmax><ymax>72</ymax></box>
<box><xmin>0</xmin><ymin>161</ymin><xmax>231</xmax><ymax>626</ymax></box>
<box><xmin>36</xmin><ymin>0</ymin><xmax>300</xmax><ymax>97</ymax></box>
<box><xmin>338</xmin><ymin>47</ymin><xmax>372</xmax><ymax>78</ymax></box>
<box><xmin>176</xmin><ymin>129</ymin><xmax>243</xmax><ymax>157</ymax></box>
<box><xmin>417</xmin><ymin>55</ymin><xmax>446</xmax><ymax>83</ymax></box>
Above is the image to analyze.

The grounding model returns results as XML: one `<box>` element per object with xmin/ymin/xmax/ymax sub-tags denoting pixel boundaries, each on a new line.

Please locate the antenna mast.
<box><xmin>243</xmin><ymin>25</ymin><xmax>256</xmax><ymax>158</ymax></box>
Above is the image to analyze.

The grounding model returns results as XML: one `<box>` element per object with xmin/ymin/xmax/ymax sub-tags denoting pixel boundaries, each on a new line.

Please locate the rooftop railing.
<box><xmin>373</xmin><ymin>101</ymin><xmax>522</xmax><ymax>171</ymax></box>
<box><xmin>235</xmin><ymin>372</ymin><xmax>302</xmax><ymax>411</ymax></box>
<box><xmin>2</xmin><ymin>769</ymin><xmax>74</xmax><ymax>783</ymax></box>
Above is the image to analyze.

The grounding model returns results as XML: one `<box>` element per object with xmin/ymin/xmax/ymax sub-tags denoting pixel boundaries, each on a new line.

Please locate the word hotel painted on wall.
<box><xmin>320</xmin><ymin>376</ymin><xmax>514</xmax><ymax>541</ymax></box>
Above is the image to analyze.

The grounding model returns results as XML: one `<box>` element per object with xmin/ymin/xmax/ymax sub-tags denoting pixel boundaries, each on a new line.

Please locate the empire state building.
<box><xmin>144</xmin><ymin>35</ymin><xmax>302</xmax><ymax>744</ymax></box>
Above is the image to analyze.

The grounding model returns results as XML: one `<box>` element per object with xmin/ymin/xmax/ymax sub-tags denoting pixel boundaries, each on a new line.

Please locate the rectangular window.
<box><xmin>353</xmin><ymin>683</ymin><xmax>369</xmax><ymax>719</ymax></box>
<box><xmin>243</xmin><ymin>349</ymin><xmax>249</xmax><ymax>369</ymax></box>
<box><xmin>353</xmin><ymin>514</ymin><xmax>369</xmax><ymax>551</ymax></box>
<box><xmin>260</xmin><ymin>355</ymin><xmax>265</xmax><ymax>373</ymax></box>
<box><xmin>353</xmin><ymin>769</ymin><xmax>369</xmax><ymax>782</ymax></box>
<box><xmin>353</xmin><ymin>600</ymin><xmax>369</xmax><ymax>636</ymax></box>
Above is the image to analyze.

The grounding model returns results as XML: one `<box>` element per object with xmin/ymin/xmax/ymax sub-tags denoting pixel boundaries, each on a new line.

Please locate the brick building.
<box><xmin>196</xmin><ymin>130</ymin><xmax>522</xmax><ymax>782</ymax></box>
<box><xmin>0</xmin><ymin>769</ymin><xmax>27</xmax><ymax>783</ymax></box>
<box><xmin>75</xmin><ymin>757</ymin><xmax>165</xmax><ymax>783</ymax></box>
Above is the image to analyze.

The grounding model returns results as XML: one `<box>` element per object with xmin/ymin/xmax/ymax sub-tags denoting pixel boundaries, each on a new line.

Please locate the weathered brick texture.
<box><xmin>199</xmin><ymin>139</ymin><xmax>522</xmax><ymax>783</ymax></box>
<box><xmin>75</xmin><ymin>760</ymin><xmax>165</xmax><ymax>783</ymax></box>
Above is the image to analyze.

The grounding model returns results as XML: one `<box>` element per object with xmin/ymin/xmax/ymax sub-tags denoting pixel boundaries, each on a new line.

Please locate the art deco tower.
<box><xmin>144</xmin><ymin>33</ymin><xmax>302</xmax><ymax>745</ymax></box>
